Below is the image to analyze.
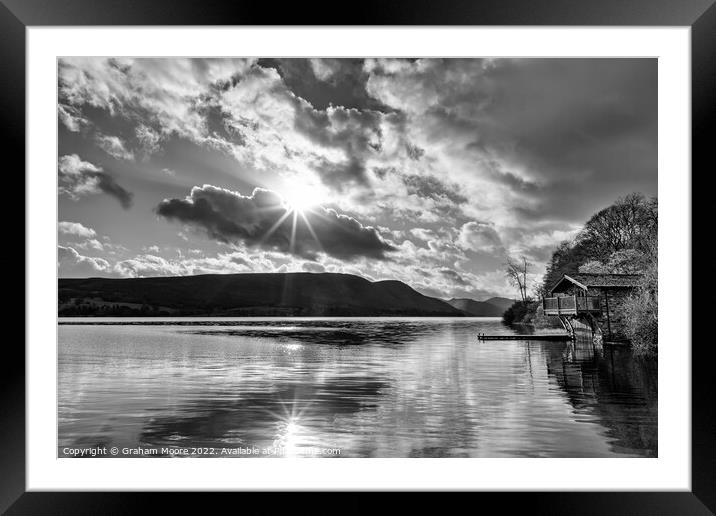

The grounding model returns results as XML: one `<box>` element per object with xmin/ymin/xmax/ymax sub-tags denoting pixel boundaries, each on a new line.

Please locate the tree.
<box><xmin>502</xmin><ymin>300</ymin><xmax>532</xmax><ymax>325</ymax></box>
<box><xmin>623</xmin><ymin>257</ymin><xmax>658</xmax><ymax>355</ymax></box>
<box><xmin>537</xmin><ymin>191</ymin><xmax>658</xmax><ymax>354</ymax></box>
<box><xmin>578</xmin><ymin>249</ymin><xmax>649</xmax><ymax>274</ymax></box>
<box><xmin>577</xmin><ymin>260</ymin><xmax>611</xmax><ymax>274</ymax></box>
<box><xmin>576</xmin><ymin>193</ymin><xmax>657</xmax><ymax>262</ymax></box>
<box><xmin>505</xmin><ymin>255</ymin><xmax>531</xmax><ymax>303</ymax></box>
<box><xmin>541</xmin><ymin>240</ymin><xmax>593</xmax><ymax>294</ymax></box>
<box><xmin>541</xmin><ymin>193</ymin><xmax>658</xmax><ymax>294</ymax></box>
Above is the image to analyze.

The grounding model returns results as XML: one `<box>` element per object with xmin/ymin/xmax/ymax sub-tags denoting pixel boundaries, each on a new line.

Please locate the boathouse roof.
<box><xmin>549</xmin><ymin>273</ymin><xmax>642</xmax><ymax>294</ymax></box>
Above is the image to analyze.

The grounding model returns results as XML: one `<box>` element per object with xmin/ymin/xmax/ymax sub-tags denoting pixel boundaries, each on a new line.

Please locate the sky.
<box><xmin>57</xmin><ymin>58</ymin><xmax>657</xmax><ymax>300</ymax></box>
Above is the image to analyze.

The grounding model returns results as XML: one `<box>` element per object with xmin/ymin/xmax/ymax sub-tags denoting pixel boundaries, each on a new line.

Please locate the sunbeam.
<box><xmin>289</xmin><ymin>209</ymin><xmax>298</xmax><ymax>254</ymax></box>
<box><xmin>298</xmin><ymin>209</ymin><xmax>324</xmax><ymax>251</ymax></box>
<box><xmin>259</xmin><ymin>208</ymin><xmax>293</xmax><ymax>245</ymax></box>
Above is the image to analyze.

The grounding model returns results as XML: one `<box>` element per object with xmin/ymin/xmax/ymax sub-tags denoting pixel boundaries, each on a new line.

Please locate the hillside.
<box><xmin>446</xmin><ymin>297</ymin><xmax>515</xmax><ymax>316</ymax></box>
<box><xmin>58</xmin><ymin>273</ymin><xmax>465</xmax><ymax>317</ymax></box>
<box><xmin>483</xmin><ymin>297</ymin><xmax>515</xmax><ymax>313</ymax></box>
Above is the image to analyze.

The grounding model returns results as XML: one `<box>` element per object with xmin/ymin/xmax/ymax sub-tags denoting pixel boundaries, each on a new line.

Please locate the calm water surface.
<box><xmin>58</xmin><ymin>318</ymin><xmax>657</xmax><ymax>458</ymax></box>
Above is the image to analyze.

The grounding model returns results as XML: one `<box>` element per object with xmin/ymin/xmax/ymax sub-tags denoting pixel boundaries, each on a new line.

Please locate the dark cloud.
<box><xmin>367</xmin><ymin>58</ymin><xmax>657</xmax><ymax>223</ymax></box>
<box><xmin>405</xmin><ymin>142</ymin><xmax>425</xmax><ymax>161</ymax></box>
<box><xmin>293</xmin><ymin>103</ymin><xmax>382</xmax><ymax>151</ymax></box>
<box><xmin>457</xmin><ymin>221</ymin><xmax>503</xmax><ymax>252</ymax></box>
<box><xmin>438</xmin><ymin>268</ymin><xmax>468</xmax><ymax>286</ymax></box>
<box><xmin>311</xmin><ymin>156</ymin><xmax>368</xmax><ymax>190</ymax></box>
<box><xmin>208</xmin><ymin>61</ymin><xmax>407</xmax><ymax>192</ymax></box>
<box><xmin>402</xmin><ymin>173</ymin><xmax>468</xmax><ymax>205</ymax></box>
<box><xmin>156</xmin><ymin>185</ymin><xmax>395</xmax><ymax>260</ymax></box>
<box><xmin>292</xmin><ymin>102</ymin><xmax>404</xmax><ymax>189</ymax></box>
<box><xmin>372</xmin><ymin>166</ymin><xmax>396</xmax><ymax>180</ymax></box>
<box><xmin>480</xmin><ymin>60</ymin><xmax>657</xmax><ymax>218</ymax></box>
<box><xmin>470</xmin><ymin>154</ymin><xmax>541</xmax><ymax>193</ymax></box>
<box><xmin>94</xmin><ymin>174</ymin><xmax>134</xmax><ymax>209</ymax></box>
<box><xmin>196</xmin><ymin>102</ymin><xmax>246</xmax><ymax>145</ymax></box>
<box><xmin>58</xmin><ymin>154</ymin><xmax>134</xmax><ymax>209</ymax></box>
<box><xmin>257</xmin><ymin>58</ymin><xmax>392</xmax><ymax>112</ymax></box>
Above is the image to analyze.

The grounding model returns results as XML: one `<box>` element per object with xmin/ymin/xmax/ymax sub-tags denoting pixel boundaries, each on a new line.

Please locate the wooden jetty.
<box><xmin>477</xmin><ymin>333</ymin><xmax>573</xmax><ymax>342</ymax></box>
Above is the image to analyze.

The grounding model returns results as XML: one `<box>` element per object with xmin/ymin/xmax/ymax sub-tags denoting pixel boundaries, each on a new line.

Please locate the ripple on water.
<box><xmin>58</xmin><ymin>318</ymin><xmax>657</xmax><ymax>457</ymax></box>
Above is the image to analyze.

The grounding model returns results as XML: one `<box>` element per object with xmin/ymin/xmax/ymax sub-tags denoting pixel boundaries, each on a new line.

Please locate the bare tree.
<box><xmin>505</xmin><ymin>256</ymin><xmax>531</xmax><ymax>304</ymax></box>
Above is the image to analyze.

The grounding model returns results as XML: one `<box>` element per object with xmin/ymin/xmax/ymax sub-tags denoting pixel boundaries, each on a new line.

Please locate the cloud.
<box><xmin>58</xmin><ymin>245</ymin><xmax>112</xmax><ymax>278</ymax></box>
<box><xmin>309</xmin><ymin>59</ymin><xmax>340</xmax><ymax>82</ymax></box>
<box><xmin>59</xmin><ymin>57</ymin><xmax>257</xmax><ymax>142</ymax></box>
<box><xmin>57</xmin><ymin>222</ymin><xmax>107</xmax><ymax>253</ymax></box>
<box><xmin>156</xmin><ymin>185</ymin><xmax>395</xmax><ymax>260</ymax></box>
<box><xmin>409</xmin><ymin>228</ymin><xmax>438</xmax><ymax>243</ymax></box>
<box><xmin>59</xmin><ymin>246</ymin><xmax>284</xmax><ymax>280</ymax></box>
<box><xmin>405</xmin><ymin>142</ymin><xmax>425</xmax><ymax>160</ymax></box>
<box><xmin>259</xmin><ymin>58</ymin><xmax>390</xmax><ymax>112</ymax></box>
<box><xmin>113</xmin><ymin>250</ymin><xmax>265</xmax><ymax>278</ymax></box>
<box><xmin>301</xmin><ymin>261</ymin><xmax>326</xmax><ymax>273</ymax></box>
<box><xmin>135</xmin><ymin>124</ymin><xmax>162</xmax><ymax>155</ymax></box>
<box><xmin>56</xmin><ymin>58</ymin><xmax>657</xmax><ymax>298</ymax></box>
<box><xmin>457</xmin><ymin>221</ymin><xmax>503</xmax><ymax>252</ymax></box>
<box><xmin>438</xmin><ymin>268</ymin><xmax>468</xmax><ymax>286</ymax></box>
<box><xmin>76</xmin><ymin>239</ymin><xmax>105</xmax><ymax>251</ymax></box>
<box><xmin>58</xmin><ymin>221</ymin><xmax>96</xmax><ymax>239</ymax></box>
<box><xmin>502</xmin><ymin>224</ymin><xmax>582</xmax><ymax>263</ymax></box>
<box><xmin>93</xmin><ymin>174</ymin><xmax>134</xmax><ymax>209</ymax></box>
<box><xmin>95</xmin><ymin>134</ymin><xmax>135</xmax><ymax>161</ymax></box>
<box><xmin>364</xmin><ymin>58</ymin><xmax>657</xmax><ymax>223</ymax></box>
<box><xmin>58</xmin><ymin>154</ymin><xmax>134</xmax><ymax>209</ymax></box>
<box><xmin>208</xmin><ymin>62</ymin><xmax>393</xmax><ymax>192</ymax></box>
<box><xmin>401</xmin><ymin>174</ymin><xmax>467</xmax><ymax>205</ymax></box>
<box><xmin>57</xmin><ymin>58</ymin><xmax>407</xmax><ymax>198</ymax></box>
<box><xmin>286</xmin><ymin>97</ymin><xmax>404</xmax><ymax>190</ymax></box>
<box><xmin>113</xmin><ymin>254</ymin><xmax>186</xmax><ymax>277</ymax></box>
<box><xmin>58</xmin><ymin>104</ymin><xmax>89</xmax><ymax>132</ymax></box>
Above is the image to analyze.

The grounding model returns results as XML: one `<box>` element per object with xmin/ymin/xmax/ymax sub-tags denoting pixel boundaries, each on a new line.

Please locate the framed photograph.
<box><xmin>5</xmin><ymin>0</ymin><xmax>714</xmax><ymax>512</ymax></box>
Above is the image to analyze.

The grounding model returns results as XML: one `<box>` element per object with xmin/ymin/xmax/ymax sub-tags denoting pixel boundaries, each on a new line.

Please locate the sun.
<box><xmin>281</xmin><ymin>183</ymin><xmax>326</xmax><ymax>212</ymax></box>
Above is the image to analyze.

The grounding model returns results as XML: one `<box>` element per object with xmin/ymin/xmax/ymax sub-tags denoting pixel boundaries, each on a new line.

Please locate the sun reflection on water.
<box><xmin>266</xmin><ymin>394</ymin><xmax>316</xmax><ymax>457</ymax></box>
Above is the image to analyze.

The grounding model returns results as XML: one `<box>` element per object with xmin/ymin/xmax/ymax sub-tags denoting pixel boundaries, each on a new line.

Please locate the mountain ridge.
<box><xmin>445</xmin><ymin>296</ymin><xmax>515</xmax><ymax>317</ymax></box>
<box><xmin>58</xmin><ymin>272</ymin><xmax>465</xmax><ymax>317</ymax></box>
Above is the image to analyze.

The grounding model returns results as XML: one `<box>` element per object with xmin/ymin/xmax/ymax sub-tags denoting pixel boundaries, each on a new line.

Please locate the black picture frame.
<box><xmin>3</xmin><ymin>0</ymin><xmax>713</xmax><ymax>512</ymax></box>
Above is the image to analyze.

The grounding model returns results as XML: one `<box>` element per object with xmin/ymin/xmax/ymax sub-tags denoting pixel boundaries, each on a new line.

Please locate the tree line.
<box><xmin>503</xmin><ymin>193</ymin><xmax>658</xmax><ymax>354</ymax></box>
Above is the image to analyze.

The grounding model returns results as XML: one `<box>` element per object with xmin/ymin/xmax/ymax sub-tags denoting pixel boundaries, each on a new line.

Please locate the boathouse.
<box><xmin>542</xmin><ymin>273</ymin><xmax>642</xmax><ymax>342</ymax></box>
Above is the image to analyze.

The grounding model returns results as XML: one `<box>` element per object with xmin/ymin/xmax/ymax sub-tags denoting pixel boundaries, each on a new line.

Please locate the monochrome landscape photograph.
<box><xmin>57</xmin><ymin>57</ymin><xmax>657</xmax><ymax>458</ymax></box>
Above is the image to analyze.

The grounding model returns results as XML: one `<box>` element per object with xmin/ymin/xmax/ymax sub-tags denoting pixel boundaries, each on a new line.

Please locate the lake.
<box><xmin>58</xmin><ymin>317</ymin><xmax>657</xmax><ymax>458</ymax></box>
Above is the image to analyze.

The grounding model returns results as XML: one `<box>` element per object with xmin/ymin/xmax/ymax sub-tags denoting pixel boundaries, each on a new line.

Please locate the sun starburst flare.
<box><xmin>280</xmin><ymin>183</ymin><xmax>327</xmax><ymax>213</ymax></box>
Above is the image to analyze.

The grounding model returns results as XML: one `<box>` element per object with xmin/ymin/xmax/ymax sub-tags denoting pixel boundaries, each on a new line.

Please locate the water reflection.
<box><xmin>183</xmin><ymin>320</ymin><xmax>449</xmax><ymax>347</ymax></box>
<box><xmin>58</xmin><ymin>318</ymin><xmax>657</xmax><ymax>457</ymax></box>
<box><xmin>544</xmin><ymin>336</ymin><xmax>657</xmax><ymax>456</ymax></box>
<box><xmin>137</xmin><ymin>378</ymin><xmax>388</xmax><ymax>454</ymax></box>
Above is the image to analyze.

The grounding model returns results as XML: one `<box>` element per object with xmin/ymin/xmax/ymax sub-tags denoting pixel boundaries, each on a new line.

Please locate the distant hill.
<box><xmin>483</xmin><ymin>297</ymin><xmax>516</xmax><ymax>313</ymax></box>
<box><xmin>446</xmin><ymin>296</ymin><xmax>516</xmax><ymax>317</ymax></box>
<box><xmin>58</xmin><ymin>273</ymin><xmax>465</xmax><ymax>317</ymax></box>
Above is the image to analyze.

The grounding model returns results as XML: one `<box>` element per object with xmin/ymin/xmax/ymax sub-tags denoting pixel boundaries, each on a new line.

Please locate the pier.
<box><xmin>477</xmin><ymin>333</ymin><xmax>573</xmax><ymax>342</ymax></box>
